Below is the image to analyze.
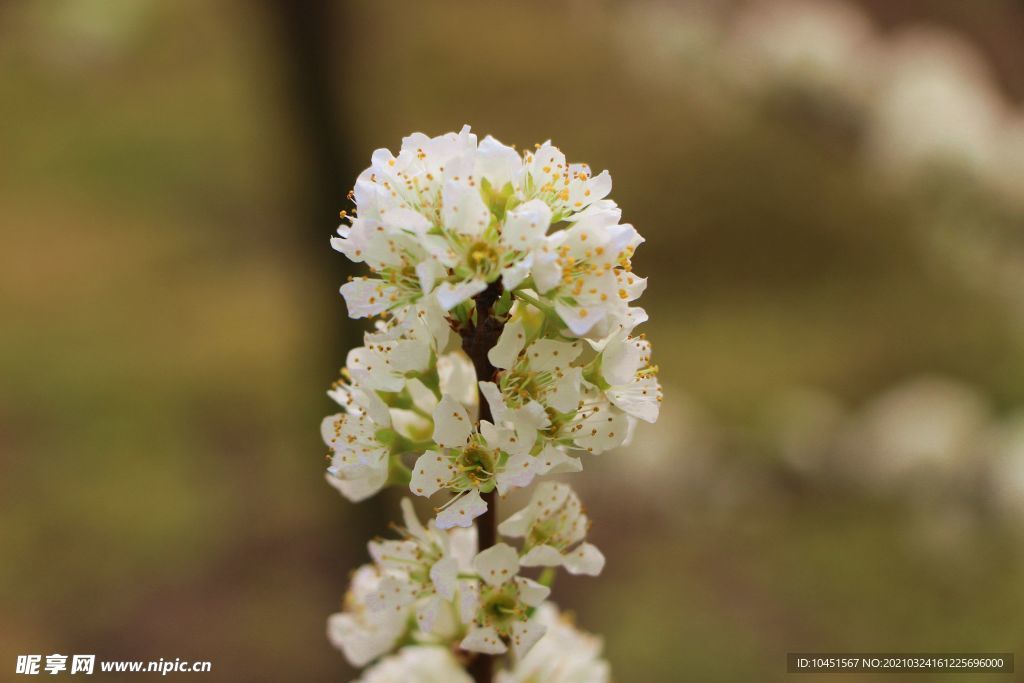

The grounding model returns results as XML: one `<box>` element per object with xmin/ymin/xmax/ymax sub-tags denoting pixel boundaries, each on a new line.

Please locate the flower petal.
<box><xmin>436</xmin><ymin>489</ymin><xmax>488</xmax><ymax>530</ymax></box>
<box><xmin>510</xmin><ymin>618</ymin><xmax>546</xmax><ymax>659</ymax></box>
<box><xmin>436</xmin><ymin>278</ymin><xmax>488</xmax><ymax>311</ymax></box>
<box><xmin>535</xmin><ymin>444</ymin><xmax>582</xmax><ymax>475</ymax></box>
<box><xmin>410</xmin><ymin>450</ymin><xmax>456</xmax><ymax>498</ymax></box>
<box><xmin>514</xmin><ymin>576</ymin><xmax>551</xmax><ymax>607</ymax></box>
<box><xmin>430</xmin><ymin>557</ymin><xmax>459</xmax><ymax>600</ymax></box>
<box><xmin>460</xmin><ymin>626</ymin><xmax>507</xmax><ymax>655</ymax></box>
<box><xmin>478</xmin><ymin>381</ymin><xmax>510</xmax><ymax>425</ymax></box>
<box><xmin>340</xmin><ymin>277</ymin><xmax>397</xmax><ymax>319</ymax></box>
<box><xmin>473</xmin><ymin>543</ymin><xmax>519</xmax><ymax>587</ymax></box>
<box><xmin>502</xmin><ymin>199</ymin><xmax>552</xmax><ymax>248</ymax></box>
<box><xmin>365</xmin><ymin>574</ymin><xmax>418</xmax><ymax>613</ymax></box>
<box><xmin>432</xmin><ymin>395</ymin><xmax>472</xmax><ymax>448</ymax></box>
<box><xmin>519</xmin><ymin>545</ymin><xmax>565</xmax><ymax>568</ymax></box>
<box><xmin>488</xmin><ymin>320</ymin><xmax>527</xmax><ymax>369</ymax></box>
<box><xmin>562</xmin><ymin>542</ymin><xmax>606</xmax><ymax>577</ymax></box>
<box><xmin>495</xmin><ymin>450</ymin><xmax>539</xmax><ymax>495</ymax></box>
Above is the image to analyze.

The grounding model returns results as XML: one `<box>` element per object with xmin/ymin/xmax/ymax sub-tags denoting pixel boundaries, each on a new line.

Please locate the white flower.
<box><xmin>519</xmin><ymin>141</ymin><xmax>612</xmax><ymax>222</ymax></box>
<box><xmin>554</xmin><ymin>384</ymin><xmax>632</xmax><ymax>455</ymax></box>
<box><xmin>593</xmin><ymin>331</ymin><xmax>661</xmax><ymax>424</ymax></box>
<box><xmin>459</xmin><ymin>543</ymin><xmax>550</xmax><ymax>658</ymax></box>
<box><xmin>334</xmin><ymin>127</ymin><xmax>626</xmax><ymax>319</ymax></box>
<box><xmin>335</xmin><ymin>127</ymin><xmax>478</xmax><ymax>317</ymax></box>
<box><xmin>327</xmin><ymin>565</ymin><xmax>412</xmax><ymax>667</ymax></box>
<box><xmin>322</xmin><ymin>385</ymin><xmax>393</xmax><ymax>503</ymax></box>
<box><xmin>531</xmin><ymin>201</ymin><xmax>647</xmax><ymax>337</ymax></box>
<box><xmin>427</xmin><ymin>194</ymin><xmax>554</xmax><ymax>310</ymax></box>
<box><xmin>369</xmin><ymin>499</ymin><xmax>478</xmax><ymax>637</ymax></box>
<box><xmin>355</xmin><ymin>647</ymin><xmax>472</xmax><ymax>683</ymax></box>
<box><xmin>496</xmin><ymin>604</ymin><xmax>611</xmax><ymax>683</ymax></box>
<box><xmin>499</xmin><ymin>482</ymin><xmax>605</xmax><ymax>576</ymax></box>
<box><xmin>484</xmin><ymin>319</ymin><xmax>585</xmax><ymax>423</ymax></box>
<box><xmin>325</xmin><ymin>128</ymin><xmax>660</xmax><ymax>681</ymax></box>
<box><xmin>347</xmin><ymin>300</ymin><xmax>449</xmax><ymax>393</ymax></box>
<box><xmin>410</xmin><ymin>396</ymin><xmax>542</xmax><ymax>529</ymax></box>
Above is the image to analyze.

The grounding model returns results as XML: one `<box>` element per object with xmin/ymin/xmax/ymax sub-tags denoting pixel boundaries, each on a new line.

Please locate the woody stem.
<box><xmin>460</xmin><ymin>279</ymin><xmax>504</xmax><ymax>683</ymax></box>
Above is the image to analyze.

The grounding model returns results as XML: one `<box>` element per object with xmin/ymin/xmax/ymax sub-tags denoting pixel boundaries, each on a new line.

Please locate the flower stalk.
<box><xmin>459</xmin><ymin>279</ymin><xmax>505</xmax><ymax>682</ymax></box>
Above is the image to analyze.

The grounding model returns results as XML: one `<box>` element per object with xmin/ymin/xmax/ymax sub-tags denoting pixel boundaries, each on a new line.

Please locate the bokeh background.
<box><xmin>2</xmin><ymin>1</ymin><xmax>1024</xmax><ymax>681</ymax></box>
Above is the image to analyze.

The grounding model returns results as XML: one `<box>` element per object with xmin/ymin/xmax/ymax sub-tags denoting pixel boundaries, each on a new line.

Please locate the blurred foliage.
<box><xmin>1</xmin><ymin>1</ymin><xmax>1023</xmax><ymax>681</ymax></box>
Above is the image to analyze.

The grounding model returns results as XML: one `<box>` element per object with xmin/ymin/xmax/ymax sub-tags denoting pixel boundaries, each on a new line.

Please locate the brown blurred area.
<box><xmin>1</xmin><ymin>1</ymin><xmax>1023</xmax><ymax>681</ymax></box>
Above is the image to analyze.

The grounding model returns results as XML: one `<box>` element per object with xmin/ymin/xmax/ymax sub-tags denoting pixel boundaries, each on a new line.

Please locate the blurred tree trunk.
<box><xmin>261</xmin><ymin>0</ymin><xmax>392</xmax><ymax>633</ymax></box>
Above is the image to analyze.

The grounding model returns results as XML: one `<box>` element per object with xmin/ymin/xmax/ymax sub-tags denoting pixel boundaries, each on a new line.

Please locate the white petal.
<box><xmin>449</xmin><ymin>526</ymin><xmax>479</xmax><ymax>568</ymax></box>
<box><xmin>460</xmin><ymin>626</ymin><xmax>507</xmax><ymax>655</ymax></box>
<box><xmin>357</xmin><ymin>388</ymin><xmax>393</xmax><ymax>426</ymax></box>
<box><xmin>436</xmin><ymin>489</ymin><xmax>488</xmax><ymax>530</ymax></box>
<box><xmin>496</xmin><ymin>508</ymin><xmax>533</xmax><ymax>539</ymax></box>
<box><xmin>502</xmin><ymin>199</ymin><xmax>551</xmax><ymax>248</ymax></box>
<box><xmin>535</xmin><ymin>444</ymin><xmax>582</xmax><ymax>475</ymax></box>
<box><xmin>562</xmin><ymin>542</ymin><xmax>606</xmax><ymax>576</ymax></box>
<box><xmin>368</xmin><ymin>539</ymin><xmax>419</xmax><ymax>567</ymax></box>
<box><xmin>519</xmin><ymin>545</ymin><xmax>565</xmax><ymax>568</ymax></box>
<box><xmin>496</xmin><ymin>451</ymin><xmax>539</xmax><ymax>495</ymax></box>
<box><xmin>473</xmin><ymin>543</ymin><xmax>519</xmax><ymax>587</ymax></box>
<box><xmin>572</xmin><ymin>405</ymin><xmax>629</xmax><ymax>454</ymax></box>
<box><xmin>443</xmin><ymin>182</ymin><xmax>492</xmax><ymax>237</ymax></box>
<box><xmin>380</xmin><ymin>207</ymin><xmax>431</xmax><ymax>234</ymax></box>
<box><xmin>422</xmin><ymin>234</ymin><xmax>459</xmax><ymax>267</ymax></box>
<box><xmin>513</xmin><ymin>400</ymin><xmax>550</xmax><ymax>432</ymax></box>
<box><xmin>325</xmin><ymin>466</ymin><xmax>387</xmax><ymax>503</ymax></box>
<box><xmin>478</xmin><ymin>381</ymin><xmax>510</xmax><ymax>425</ymax></box>
<box><xmin>327</xmin><ymin>612</ymin><xmax>399</xmax><ymax>668</ymax></box>
<box><xmin>555</xmin><ymin>300</ymin><xmax>606</xmax><ymax>336</ymax></box>
<box><xmin>510</xmin><ymin>619</ymin><xmax>546</xmax><ymax>659</ymax></box>
<box><xmin>432</xmin><ymin>395</ymin><xmax>472</xmax><ymax>448</ymax></box>
<box><xmin>410</xmin><ymin>450</ymin><xmax>456</xmax><ymax>497</ymax></box>
<box><xmin>601</xmin><ymin>333</ymin><xmax>642</xmax><ymax>387</ymax></box>
<box><xmin>549</xmin><ymin>366</ymin><xmax>583</xmax><ymax>413</ymax></box>
<box><xmin>406</xmin><ymin>377</ymin><xmax>440</xmax><ymax>414</ymax></box>
<box><xmin>430</xmin><ymin>557</ymin><xmax>459</xmax><ymax>600</ymax></box>
<box><xmin>416</xmin><ymin>259</ymin><xmax>443</xmax><ymax>294</ymax></box>
<box><xmin>438</xmin><ymin>352</ymin><xmax>479</xmax><ymax>408</ymax></box>
<box><xmin>365</xmin><ymin>575</ymin><xmax>417</xmax><ymax>612</ymax></box>
<box><xmin>487</xmin><ymin>320</ymin><xmax>527</xmax><ymax>369</ymax></box>
<box><xmin>500</xmin><ymin>255</ymin><xmax>533</xmax><ymax>292</ymax></box>
<box><xmin>340</xmin><ymin>278</ymin><xmax>396</xmax><ymax>318</ymax></box>
<box><xmin>608</xmin><ymin>376</ymin><xmax>661</xmax><ymax>423</ymax></box>
<box><xmin>389</xmin><ymin>338</ymin><xmax>431</xmax><ymax>375</ymax></box>
<box><xmin>588</xmin><ymin>170</ymin><xmax>612</xmax><ymax>201</ymax></box>
<box><xmin>479</xmin><ymin>419</ymin><xmax>500</xmax><ymax>445</ymax></box>
<box><xmin>437</xmin><ymin>278</ymin><xmax>488</xmax><ymax>311</ymax></box>
<box><xmin>389</xmin><ymin>409</ymin><xmax>432</xmax><ymax>442</ymax></box>
<box><xmin>477</xmin><ymin>135</ymin><xmax>521</xmax><ymax>187</ymax></box>
<box><xmin>526</xmin><ymin>339</ymin><xmax>582</xmax><ymax>373</ymax></box>
<box><xmin>513</xmin><ymin>576</ymin><xmax>550</xmax><ymax>607</ymax></box>
<box><xmin>415</xmin><ymin>595</ymin><xmax>455</xmax><ymax>636</ymax></box>
<box><xmin>458</xmin><ymin>579</ymin><xmax>479</xmax><ymax>625</ymax></box>
<box><xmin>531</xmin><ymin>248</ymin><xmax>563</xmax><ymax>294</ymax></box>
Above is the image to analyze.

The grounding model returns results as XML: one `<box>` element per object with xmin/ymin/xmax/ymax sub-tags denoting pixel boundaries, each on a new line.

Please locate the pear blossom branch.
<box><xmin>321</xmin><ymin>127</ymin><xmax>660</xmax><ymax>682</ymax></box>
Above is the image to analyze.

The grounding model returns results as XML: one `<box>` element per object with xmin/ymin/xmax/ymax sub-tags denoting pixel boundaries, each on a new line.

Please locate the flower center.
<box><xmin>457</xmin><ymin>443</ymin><xmax>496</xmax><ymax>484</ymax></box>
<box><xmin>466</xmin><ymin>240</ymin><xmax>501</xmax><ymax>278</ymax></box>
<box><xmin>502</xmin><ymin>368</ymin><xmax>552</xmax><ymax>409</ymax></box>
<box><xmin>527</xmin><ymin>517</ymin><xmax>563</xmax><ymax>550</ymax></box>
<box><xmin>478</xmin><ymin>583</ymin><xmax>523</xmax><ymax>635</ymax></box>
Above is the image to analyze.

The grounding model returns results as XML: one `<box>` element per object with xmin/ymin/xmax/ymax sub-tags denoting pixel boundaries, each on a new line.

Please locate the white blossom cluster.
<box><xmin>328</xmin><ymin>493</ymin><xmax>605</xmax><ymax>669</ymax></box>
<box><xmin>322</xmin><ymin>127</ymin><xmax>660</xmax><ymax>679</ymax></box>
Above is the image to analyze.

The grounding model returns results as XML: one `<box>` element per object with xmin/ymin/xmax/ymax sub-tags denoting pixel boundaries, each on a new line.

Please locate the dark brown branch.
<box><xmin>460</xmin><ymin>280</ymin><xmax>505</xmax><ymax>683</ymax></box>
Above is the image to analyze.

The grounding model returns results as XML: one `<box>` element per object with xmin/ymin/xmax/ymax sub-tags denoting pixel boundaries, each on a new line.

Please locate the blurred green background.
<box><xmin>2</xmin><ymin>1</ymin><xmax>1024</xmax><ymax>681</ymax></box>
